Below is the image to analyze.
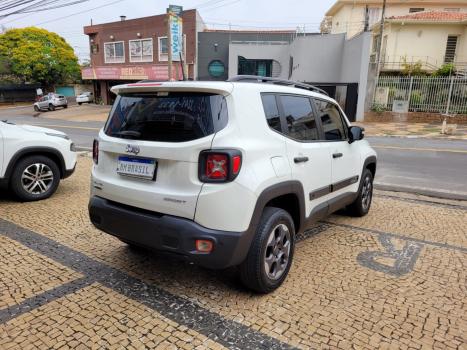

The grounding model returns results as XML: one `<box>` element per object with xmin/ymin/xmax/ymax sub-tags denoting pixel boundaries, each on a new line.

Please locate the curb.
<box><xmin>374</xmin><ymin>183</ymin><xmax>467</xmax><ymax>201</ymax></box>
<box><xmin>366</xmin><ymin>134</ymin><xmax>467</xmax><ymax>141</ymax></box>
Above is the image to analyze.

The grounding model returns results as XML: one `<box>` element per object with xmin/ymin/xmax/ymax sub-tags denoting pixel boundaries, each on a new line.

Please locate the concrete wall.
<box><xmin>226</xmin><ymin>32</ymin><xmax>373</xmax><ymax>121</ymax></box>
<box><xmin>227</xmin><ymin>42</ymin><xmax>290</xmax><ymax>80</ymax></box>
<box><xmin>382</xmin><ymin>23</ymin><xmax>467</xmax><ymax>67</ymax></box>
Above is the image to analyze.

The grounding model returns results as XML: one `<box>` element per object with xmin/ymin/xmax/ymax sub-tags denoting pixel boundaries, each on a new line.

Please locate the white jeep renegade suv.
<box><xmin>89</xmin><ymin>76</ymin><xmax>377</xmax><ymax>293</ymax></box>
<box><xmin>0</xmin><ymin>120</ymin><xmax>77</xmax><ymax>201</ymax></box>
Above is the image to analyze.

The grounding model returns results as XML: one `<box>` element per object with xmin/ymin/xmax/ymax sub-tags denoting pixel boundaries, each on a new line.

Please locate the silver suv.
<box><xmin>34</xmin><ymin>94</ymin><xmax>68</xmax><ymax>111</ymax></box>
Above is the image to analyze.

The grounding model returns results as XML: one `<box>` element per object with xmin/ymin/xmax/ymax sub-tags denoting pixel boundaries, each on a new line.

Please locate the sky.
<box><xmin>0</xmin><ymin>0</ymin><xmax>336</xmax><ymax>62</ymax></box>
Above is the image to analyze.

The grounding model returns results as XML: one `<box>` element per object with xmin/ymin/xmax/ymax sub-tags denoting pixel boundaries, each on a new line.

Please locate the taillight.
<box><xmin>92</xmin><ymin>139</ymin><xmax>99</xmax><ymax>164</ymax></box>
<box><xmin>199</xmin><ymin>150</ymin><xmax>242</xmax><ymax>183</ymax></box>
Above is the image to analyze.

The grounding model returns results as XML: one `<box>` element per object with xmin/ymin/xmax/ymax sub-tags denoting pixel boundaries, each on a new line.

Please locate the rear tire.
<box><xmin>34</xmin><ymin>105</ymin><xmax>39</xmax><ymax>112</ymax></box>
<box><xmin>10</xmin><ymin>155</ymin><xmax>61</xmax><ymax>202</ymax></box>
<box><xmin>347</xmin><ymin>168</ymin><xmax>373</xmax><ymax>217</ymax></box>
<box><xmin>48</xmin><ymin>104</ymin><xmax>55</xmax><ymax>111</ymax></box>
<box><xmin>63</xmin><ymin>104</ymin><xmax>68</xmax><ymax>108</ymax></box>
<box><xmin>240</xmin><ymin>207</ymin><xmax>295</xmax><ymax>293</ymax></box>
<box><xmin>78</xmin><ymin>102</ymin><xmax>82</xmax><ymax>105</ymax></box>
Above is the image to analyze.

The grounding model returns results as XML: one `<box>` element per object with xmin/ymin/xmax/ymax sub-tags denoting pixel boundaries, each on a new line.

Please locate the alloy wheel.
<box><xmin>264</xmin><ymin>223</ymin><xmax>291</xmax><ymax>280</ymax></box>
<box><xmin>21</xmin><ymin>163</ymin><xmax>54</xmax><ymax>195</ymax></box>
<box><xmin>361</xmin><ymin>175</ymin><xmax>373</xmax><ymax>210</ymax></box>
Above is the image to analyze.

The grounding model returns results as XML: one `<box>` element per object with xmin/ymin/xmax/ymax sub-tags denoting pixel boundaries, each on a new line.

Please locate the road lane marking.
<box><xmin>27</xmin><ymin>123</ymin><xmax>101</xmax><ymax>131</ymax></box>
<box><xmin>373</xmin><ymin>145</ymin><xmax>467</xmax><ymax>154</ymax></box>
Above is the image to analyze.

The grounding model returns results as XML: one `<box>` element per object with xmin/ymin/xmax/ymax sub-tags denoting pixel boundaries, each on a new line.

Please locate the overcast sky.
<box><xmin>0</xmin><ymin>0</ymin><xmax>336</xmax><ymax>62</ymax></box>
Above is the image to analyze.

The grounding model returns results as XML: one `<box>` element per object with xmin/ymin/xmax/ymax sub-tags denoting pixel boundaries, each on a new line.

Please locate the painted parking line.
<box><xmin>372</xmin><ymin>145</ymin><xmax>467</xmax><ymax>154</ymax></box>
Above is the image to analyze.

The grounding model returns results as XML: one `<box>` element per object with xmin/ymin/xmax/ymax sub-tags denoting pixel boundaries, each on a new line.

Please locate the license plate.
<box><xmin>117</xmin><ymin>156</ymin><xmax>156</xmax><ymax>180</ymax></box>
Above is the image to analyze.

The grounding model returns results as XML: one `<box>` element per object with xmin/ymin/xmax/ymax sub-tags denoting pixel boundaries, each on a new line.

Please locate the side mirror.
<box><xmin>348</xmin><ymin>126</ymin><xmax>365</xmax><ymax>144</ymax></box>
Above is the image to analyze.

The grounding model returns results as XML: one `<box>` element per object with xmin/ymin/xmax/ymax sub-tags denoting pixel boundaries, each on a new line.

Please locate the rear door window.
<box><xmin>105</xmin><ymin>92</ymin><xmax>228</xmax><ymax>142</ymax></box>
<box><xmin>261</xmin><ymin>94</ymin><xmax>282</xmax><ymax>132</ymax></box>
<box><xmin>279</xmin><ymin>95</ymin><xmax>319</xmax><ymax>141</ymax></box>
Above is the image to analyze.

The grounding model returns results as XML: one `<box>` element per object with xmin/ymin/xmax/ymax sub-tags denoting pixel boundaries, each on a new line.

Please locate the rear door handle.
<box><xmin>332</xmin><ymin>153</ymin><xmax>343</xmax><ymax>159</ymax></box>
<box><xmin>294</xmin><ymin>156</ymin><xmax>309</xmax><ymax>163</ymax></box>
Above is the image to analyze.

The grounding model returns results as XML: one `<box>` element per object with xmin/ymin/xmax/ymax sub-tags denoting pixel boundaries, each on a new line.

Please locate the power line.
<box><xmin>32</xmin><ymin>0</ymin><xmax>126</xmax><ymax>26</ymax></box>
<box><xmin>0</xmin><ymin>0</ymin><xmax>90</xmax><ymax>19</ymax></box>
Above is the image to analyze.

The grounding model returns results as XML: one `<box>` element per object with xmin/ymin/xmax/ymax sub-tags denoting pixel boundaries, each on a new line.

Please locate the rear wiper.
<box><xmin>111</xmin><ymin>130</ymin><xmax>141</xmax><ymax>138</ymax></box>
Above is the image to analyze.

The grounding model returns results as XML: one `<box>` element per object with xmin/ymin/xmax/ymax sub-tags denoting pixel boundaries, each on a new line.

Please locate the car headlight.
<box><xmin>46</xmin><ymin>132</ymin><xmax>70</xmax><ymax>140</ymax></box>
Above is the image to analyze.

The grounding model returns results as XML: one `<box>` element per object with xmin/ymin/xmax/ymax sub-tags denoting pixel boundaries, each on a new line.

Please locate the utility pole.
<box><xmin>375</xmin><ymin>0</ymin><xmax>387</xmax><ymax>77</ymax></box>
<box><xmin>167</xmin><ymin>10</ymin><xmax>173</xmax><ymax>81</ymax></box>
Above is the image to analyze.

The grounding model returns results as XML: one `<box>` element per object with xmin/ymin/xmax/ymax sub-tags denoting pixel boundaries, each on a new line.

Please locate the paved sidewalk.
<box><xmin>355</xmin><ymin>121</ymin><xmax>467</xmax><ymax>140</ymax></box>
<box><xmin>0</xmin><ymin>156</ymin><xmax>466</xmax><ymax>349</ymax></box>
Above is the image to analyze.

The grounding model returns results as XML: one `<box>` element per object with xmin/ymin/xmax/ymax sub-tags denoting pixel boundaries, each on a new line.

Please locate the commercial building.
<box><xmin>82</xmin><ymin>9</ymin><xmax>204</xmax><ymax>104</ymax></box>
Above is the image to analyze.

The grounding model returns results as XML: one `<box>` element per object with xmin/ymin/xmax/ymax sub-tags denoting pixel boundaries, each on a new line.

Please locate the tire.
<box><xmin>347</xmin><ymin>168</ymin><xmax>374</xmax><ymax>217</ymax></box>
<box><xmin>240</xmin><ymin>207</ymin><xmax>295</xmax><ymax>293</ymax></box>
<box><xmin>10</xmin><ymin>155</ymin><xmax>61</xmax><ymax>202</ymax></box>
<box><xmin>33</xmin><ymin>105</ymin><xmax>39</xmax><ymax>112</ymax></box>
<box><xmin>78</xmin><ymin>102</ymin><xmax>82</xmax><ymax>105</ymax></box>
<box><xmin>64</xmin><ymin>104</ymin><xmax>68</xmax><ymax>108</ymax></box>
<box><xmin>48</xmin><ymin>104</ymin><xmax>55</xmax><ymax>111</ymax></box>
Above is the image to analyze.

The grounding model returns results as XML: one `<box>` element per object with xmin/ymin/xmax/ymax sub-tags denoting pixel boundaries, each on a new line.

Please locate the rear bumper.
<box><xmin>88</xmin><ymin>196</ymin><xmax>254</xmax><ymax>269</ymax></box>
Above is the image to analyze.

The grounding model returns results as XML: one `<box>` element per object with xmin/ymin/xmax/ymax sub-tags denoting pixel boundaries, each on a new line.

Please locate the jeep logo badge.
<box><xmin>125</xmin><ymin>144</ymin><xmax>140</xmax><ymax>155</ymax></box>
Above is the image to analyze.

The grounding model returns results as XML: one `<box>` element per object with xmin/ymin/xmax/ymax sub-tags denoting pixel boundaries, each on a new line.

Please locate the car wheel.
<box><xmin>34</xmin><ymin>105</ymin><xmax>40</xmax><ymax>112</ymax></box>
<box><xmin>78</xmin><ymin>102</ymin><xmax>82</xmax><ymax>105</ymax></box>
<box><xmin>48</xmin><ymin>104</ymin><xmax>55</xmax><ymax>111</ymax></box>
<box><xmin>240</xmin><ymin>207</ymin><xmax>295</xmax><ymax>293</ymax></box>
<box><xmin>10</xmin><ymin>155</ymin><xmax>61</xmax><ymax>202</ymax></box>
<box><xmin>347</xmin><ymin>168</ymin><xmax>373</xmax><ymax>217</ymax></box>
<box><xmin>64</xmin><ymin>104</ymin><xmax>68</xmax><ymax>108</ymax></box>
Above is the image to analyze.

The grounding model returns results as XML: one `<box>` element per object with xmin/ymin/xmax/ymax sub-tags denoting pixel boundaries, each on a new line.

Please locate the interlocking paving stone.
<box><xmin>0</xmin><ymin>156</ymin><xmax>466</xmax><ymax>349</ymax></box>
<box><xmin>0</xmin><ymin>236</ymin><xmax>83</xmax><ymax>309</ymax></box>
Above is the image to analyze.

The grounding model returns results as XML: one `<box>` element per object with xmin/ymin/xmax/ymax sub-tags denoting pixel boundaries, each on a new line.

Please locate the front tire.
<box><xmin>34</xmin><ymin>105</ymin><xmax>40</xmax><ymax>112</ymax></box>
<box><xmin>63</xmin><ymin>104</ymin><xmax>68</xmax><ymax>109</ymax></box>
<box><xmin>48</xmin><ymin>104</ymin><xmax>55</xmax><ymax>111</ymax></box>
<box><xmin>347</xmin><ymin>168</ymin><xmax>373</xmax><ymax>217</ymax></box>
<box><xmin>78</xmin><ymin>102</ymin><xmax>82</xmax><ymax>105</ymax></box>
<box><xmin>240</xmin><ymin>207</ymin><xmax>295</xmax><ymax>293</ymax></box>
<box><xmin>10</xmin><ymin>156</ymin><xmax>61</xmax><ymax>202</ymax></box>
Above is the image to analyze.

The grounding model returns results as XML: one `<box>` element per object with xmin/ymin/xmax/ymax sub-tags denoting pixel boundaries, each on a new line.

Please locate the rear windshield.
<box><xmin>104</xmin><ymin>92</ymin><xmax>228</xmax><ymax>142</ymax></box>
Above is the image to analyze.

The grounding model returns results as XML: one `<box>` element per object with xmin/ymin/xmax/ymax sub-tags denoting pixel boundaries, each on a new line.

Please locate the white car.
<box><xmin>34</xmin><ymin>94</ymin><xmax>68</xmax><ymax>111</ymax></box>
<box><xmin>76</xmin><ymin>92</ymin><xmax>94</xmax><ymax>105</ymax></box>
<box><xmin>88</xmin><ymin>76</ymin><xmax>377</xmax><ymax>293</ymax></box>
<box><xmin>0</xmin><ymin>120</ymin><xmax>77</xmax><ymax>201</ymax></box>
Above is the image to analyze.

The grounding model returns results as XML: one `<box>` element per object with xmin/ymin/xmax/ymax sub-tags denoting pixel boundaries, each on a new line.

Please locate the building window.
<box><xmin>409</xmin><ymin>8</ymin><xmax>425</xmax><ymax>13</ymax></box>
<box><xmin>104</xmin><ymin>41</ymin><xmax>125</xmax><ymax>63</ymax></box>
<box><xmin>444</xmin><ymin>36</ymin><xmax>458</xmax><ymax>63</ymax></box>
<box><xmin>208</xmin><ymin>60</ymin><xmax>225</xmax><ymax>77</ymax></box>
<box><xmin>238</xmin><ymin>56</ymin><xmax>272</xmax><ymax>77</ymax></box>
<box><xmin>158</xmin><ymin>37</ymin><xmax>168</xmax><ymax>61</ymax></box>
<box><xmin>444</xmin><ymin>8</ymin><xmax>460</xmax><ymax>12</ymax></box>
<box><xmin>129</xmin><ymin>38</ymin><xmax>153</xmax><ymax>63</ymax></box>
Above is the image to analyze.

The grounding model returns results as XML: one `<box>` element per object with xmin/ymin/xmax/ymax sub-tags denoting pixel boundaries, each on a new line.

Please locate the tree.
<box><xmin>320</xmin><ymin>16</ymin><xmax>332</xmax><ymax>34</ymax></box>
<box><xmin>0</xmin><ymin>27</ymin><xmax>80</xmax><ymax>87</ymax></box>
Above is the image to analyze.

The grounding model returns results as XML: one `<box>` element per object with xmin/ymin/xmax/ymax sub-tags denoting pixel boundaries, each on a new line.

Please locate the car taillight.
<box><xmin>92</xmin><ymin>139</ymin><xmax>99</xmax><ymax>164</ymax></box>
<box><xmin>199</xmin><ymin>150</ymin><xmax>242</xmax><ymax>183</ymax></box>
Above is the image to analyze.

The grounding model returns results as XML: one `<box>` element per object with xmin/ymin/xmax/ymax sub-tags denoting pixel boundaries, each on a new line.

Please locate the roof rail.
<box><xmin>227</xmin><ymin>75</ymin><xmax>329</xmax><ymax>96</ymax></box>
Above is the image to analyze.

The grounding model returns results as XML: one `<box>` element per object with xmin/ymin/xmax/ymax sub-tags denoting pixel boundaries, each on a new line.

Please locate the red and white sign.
<box><xmin>81</xmin><ymin>65</ymin><xmax>183</xmax><ymax>81</ymax></box>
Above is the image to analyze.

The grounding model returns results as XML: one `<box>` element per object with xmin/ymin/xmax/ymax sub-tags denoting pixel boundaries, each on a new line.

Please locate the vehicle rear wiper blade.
<box><xmin>111</xmin><ymin>130</ymin><xmax>141</xmax><ymax>138</ymax></box>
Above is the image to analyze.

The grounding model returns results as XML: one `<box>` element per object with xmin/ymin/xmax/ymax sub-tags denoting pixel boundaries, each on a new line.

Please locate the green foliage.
<box><xmin>434</xmin><ymin>63</ymin><xmax>456</xmax><ymax>76</ymax></box>
<box><xmin>410</xmin><ymin>91</ymin><xmax>422</xmax><ymax>105</ymax></box>
<box><xmin>401</xmin><ymin>56</ymin><xmax>425</xmax><ymax>76</ymax></box>
<box><xmin>0</xmin><ymin>27</ymin><xmax>80</xmax><ymax>87</ymax></box>
<box><xmin>371</xmin><ymin>103</ymin><xmax>386</xmax><ymax>114</ymax></box>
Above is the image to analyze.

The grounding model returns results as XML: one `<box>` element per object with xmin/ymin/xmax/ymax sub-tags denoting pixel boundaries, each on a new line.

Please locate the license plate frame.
<box><xmin>116</xmin><ymin>156</ymin><xmax>157</xmax><ymax>181</ymax></box>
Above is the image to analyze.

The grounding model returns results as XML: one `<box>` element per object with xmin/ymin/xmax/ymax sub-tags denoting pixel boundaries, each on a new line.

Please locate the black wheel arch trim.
<box><xmin>4</xmin><ymin>147</ymin><xmax>67</xmax><ymax>180</ymax></box>
<box><xmin>248</xmin><ymin>181</ymin><xmax>306</xmax><ymax>235</ymax></box>
<box><xmin>363</xmin><ymin>155</ymin><xmax>377</xmax><ymax>176</ymax></box>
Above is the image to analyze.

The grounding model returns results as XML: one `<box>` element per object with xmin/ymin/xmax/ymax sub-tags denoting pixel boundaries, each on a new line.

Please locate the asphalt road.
<box><xmin>2</xmin><ymin>107</ymin><xmax>466</xmax><ymax>200</ymax></box>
